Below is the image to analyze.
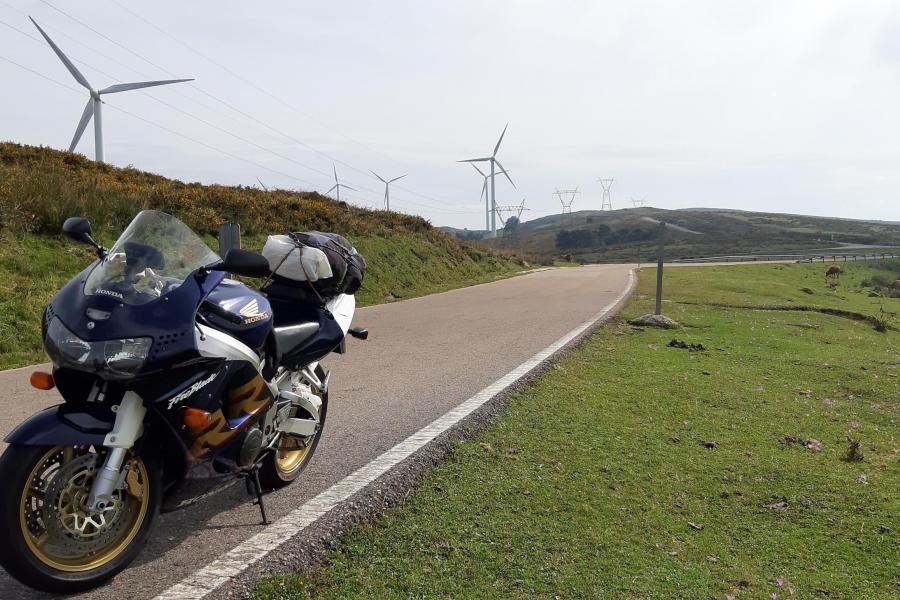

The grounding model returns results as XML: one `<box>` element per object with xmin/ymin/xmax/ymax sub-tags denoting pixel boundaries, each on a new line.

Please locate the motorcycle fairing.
<box><xmin>48</xmin><ymin>262</ymin><xmax>227</xmax><ymax>372</ymax></box>
<box><xmin>4</xmin><ymin>404</ymin><xmax>111</xmax><ymax>446</ymax></box>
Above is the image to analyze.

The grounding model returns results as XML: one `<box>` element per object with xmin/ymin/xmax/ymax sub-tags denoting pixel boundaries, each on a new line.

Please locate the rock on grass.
<box><xmin>628</xmin><ymin>314</ymin><xmax>680</xmax><ymax>328</ymax></box>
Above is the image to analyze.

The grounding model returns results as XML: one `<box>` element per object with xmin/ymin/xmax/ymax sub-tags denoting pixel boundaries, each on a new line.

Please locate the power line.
<box><xmin>12</xmin><ymin>4</ymin><xmax>482</xmax><ymax>216</ymax></box>
<box><xmin>44</xmin><ymin>0</ymin><xmax>465</xmax><ymax>211</ymax></box>
<box><xmin>0</xmin><ymin>54</ymin><xmax>82</xmax><ymax>95</ymax></box>
<box><xmin>101</xmin><ymin>0</ymin><xmax>473</xmax><ymax>211</ymax></box>
<box><xmin>106</xmin><ymin>0</ymin><xmax>400</xmax><ymax>168</ymax></box>
<box><xmin>1</xmin><ymin>14</ymin><xmax>325</xmax><ymax>189</ymax></box>
<box><xmin>0</xmin><ymin>53</ymin><xmax>479</xmax><ymax>216</ymax></box>
<box><xmin>0</xmin><ymin>53</ymin><xmax>333</xmax><ymax>189</ymax></box>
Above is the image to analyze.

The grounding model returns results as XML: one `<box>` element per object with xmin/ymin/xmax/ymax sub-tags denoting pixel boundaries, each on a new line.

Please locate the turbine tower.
<box><xmin>598</xmin><ymin>177</ymin><xmax>615</xmax><ymax>211</ymax></box>
<box><xmin>470</xmin><ymin>163</ymin><xmax>510</xmax><ymax>232</ymax></box>
<box><xmin>370</xmin><ymin>171</ymin><xmax>406</xmax><ymax>211</ymax></box>
<box><xmin>30</xmin><ymin>17</ymin><xmax>193</xmax><ymax>163</ymax></box>
<box><xmin>459</xmin><ymin>123</ymin><xmax>515</xmax><ymax>238</ymax></box>
<box><xmin>327</xmin><ymin>164</ymin><xmax>356</xmax><ymax>202</ymax></box>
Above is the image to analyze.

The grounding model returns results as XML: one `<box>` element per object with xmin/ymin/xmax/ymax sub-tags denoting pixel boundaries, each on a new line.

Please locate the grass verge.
<box><xmin>254</xmin><ymin>261</ymin><xmax>899</xmax><ymax>599</ymax></box>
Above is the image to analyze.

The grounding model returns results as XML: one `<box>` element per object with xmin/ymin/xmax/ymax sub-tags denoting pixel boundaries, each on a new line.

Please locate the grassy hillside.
<box><xmin>0</xmin><ymin>143</ymin><xmax>522</xmax><ymax>369</ymax></box>
<box><xmin>477</xmin><ymin>207</ymin><xmax>900</xmax><ymax>263</ymax></box>
<box><xmin>255</xmin><ymin>260</ymin><xmax>900</xmax><ymax>599</ymax></box>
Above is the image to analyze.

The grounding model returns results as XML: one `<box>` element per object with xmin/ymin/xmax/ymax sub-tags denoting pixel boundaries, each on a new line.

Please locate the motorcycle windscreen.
<box><xmin>84</xmin><ymin>210</ymin><xmax>219</xmax><ymax>306</ymax></box>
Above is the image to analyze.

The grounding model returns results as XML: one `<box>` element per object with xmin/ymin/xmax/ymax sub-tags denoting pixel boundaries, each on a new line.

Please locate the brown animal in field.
<box><xmin>894</xmin><ymin>279</ymin><xmax>900</xmax><ymax>289</ymax></box>
<box><xmin>826</xmin><ymin>265</ymin><xmax>843</xmax><ymax>279</ymax></box>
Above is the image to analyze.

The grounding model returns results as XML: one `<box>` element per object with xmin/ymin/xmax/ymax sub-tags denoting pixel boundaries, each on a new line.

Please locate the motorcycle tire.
<box><xmin>259</xmin><ymin>390</ymin><xmax>328</xmax><ymax>489</ymax></box>
<box><xmin>0</xmin><ymin>444</ymin><xmax>161</xmax><ymax>594</ymax></box>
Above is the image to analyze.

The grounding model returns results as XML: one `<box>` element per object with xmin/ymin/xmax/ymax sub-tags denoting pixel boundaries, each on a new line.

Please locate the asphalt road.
<box><xmin>0</xmin><ymin>264</ymin><xmax>632</xmax><ymax>599</ymax></box>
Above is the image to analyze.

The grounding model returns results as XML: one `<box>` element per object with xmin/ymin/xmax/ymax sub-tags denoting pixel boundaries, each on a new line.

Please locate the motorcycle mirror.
<box><xmin>208</xmin><ymin>248</ymin><xmax>271</xmax><ymax>278</ymax></box>
<box><xmin>62</xmin><ymin>217</ymin><xmax>106</xmax><ymax>257</ymax></box>
<box><xmin>62</xmin><ymin>217</ymin><xmax>94</xmax><ymax>245</ymax></box>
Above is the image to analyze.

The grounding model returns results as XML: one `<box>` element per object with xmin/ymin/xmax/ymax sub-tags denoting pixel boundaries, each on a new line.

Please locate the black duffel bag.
<box><xmin>262</xmin><ymin>231</ymin><xmax>366</xmax><ymax>304</ymax></box>
<box><xmin>288</xmin><ymin>231</ymin><xmax>366</xmax><ymax>296</ymax></box>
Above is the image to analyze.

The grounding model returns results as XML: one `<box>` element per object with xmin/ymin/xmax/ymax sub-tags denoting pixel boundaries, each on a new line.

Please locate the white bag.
<box><xmin>262</xmin><ymin>235</ymin><xmax>333</xmax><ymax>282</ymax></box>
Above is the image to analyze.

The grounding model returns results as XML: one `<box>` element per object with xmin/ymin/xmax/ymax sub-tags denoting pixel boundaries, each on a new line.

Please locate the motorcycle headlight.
<box><xmin>103</xmin><ymin>337</ymin><xmax>152</xmax><ymax>376</ymax></box>
<box><xmin>45</xmin><ymin>317</ymin><xmax>91</xmax><ymax>366</ymax></box>
<box><xmin>44</xmin><ymin>317</ymin><xmax>151</xmax><ymax>378</ymax></box>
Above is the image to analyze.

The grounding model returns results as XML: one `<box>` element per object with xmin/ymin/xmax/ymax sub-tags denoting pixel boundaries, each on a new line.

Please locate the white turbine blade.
<box><xmin>30</xmin><ymin>17</ymin><xmax>92</xmax><ymax>91</ymax></box>
<box><xmin>389</xmin><ymin>174</ymin><xmax>407</xmax><ymax>183</ymax></box>
<box><xmin>342</xmin><ymin>184</ymin><xmax>358</xmax><ymax>192</ymax></box>
<box><xmin>369</xmin><ymin>170</ymin><xmax>387</xmax><ymax>183</ymax></box>
<box><xmin>458</xmin><ymin>157</ymin><xmax>492</xmax><ymax>163</ymax></box>
<box><xmin>494</xmin><ymin>159</ymin><xmax>516</xmax><ymax>189</ymax></box>
<box><xmin>333</xmin><ymin>163</ymin><xmax>339</xmax><ymax>183</ymax></box>
<box><xmin>470</xmin><ymin>163</ymin><xmax>486</xmax><ymax>177</ymax></box>
<box><xmin>493</xmin><ymin>122</ymin><xmax>509</xmax><ymax>157</ymax></box>
<box><xmin>69</xmin><ymin>98</ymin><xmax>94</xmax><ymax>151</ymax></box>
<box><xmin>99</xmin><ymin>78</ymin><xmax>193</xmax><ymax>94</ymax></box>
<box><xmin>479</xmin><ymin>180</ymin><xmax>487</xmax><ymax>202</ymax></box>
<box><xmin>326</xmin><ymin>184</ymin><xmax>338</xmax><ymax>194</ymax></box>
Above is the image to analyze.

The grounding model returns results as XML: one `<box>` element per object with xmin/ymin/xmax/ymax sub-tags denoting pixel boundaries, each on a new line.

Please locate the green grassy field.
<box><xmin>254</xmin><ymin>261</ymin><xmax>899</xmax><ymax>599</ymax></box>
<box><xmin>0</xmin><ymin>143</ymin><xmax>521</xmax><ymax>369</ymax></box>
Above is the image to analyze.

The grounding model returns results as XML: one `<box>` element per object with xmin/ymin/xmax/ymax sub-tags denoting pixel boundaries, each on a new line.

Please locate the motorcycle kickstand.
<box><xmin>242</xmin><ymin>465</ymin><xmax>270</xmax><ymax>525</ymax></box>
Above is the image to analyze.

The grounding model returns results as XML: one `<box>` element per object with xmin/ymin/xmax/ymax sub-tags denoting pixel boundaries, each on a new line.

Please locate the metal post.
<box><xmin>655</xmin><ymin>222</ymin><xmax>665</xmax><ymax>315</ymax></box>
<box><xmin>218</xmin><ymin>223</ymin><xmax>241</xmax><ymax>256</ymax></box>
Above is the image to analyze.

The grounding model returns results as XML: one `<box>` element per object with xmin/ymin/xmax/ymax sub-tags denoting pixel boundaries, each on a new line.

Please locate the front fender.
<box><xmin>4</xmin><ymin>405</ymin><xmax>112</xmax><ymax>446</ymax></box>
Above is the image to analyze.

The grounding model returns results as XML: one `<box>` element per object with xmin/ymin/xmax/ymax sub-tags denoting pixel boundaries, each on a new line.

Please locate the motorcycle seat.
<box><xmin>273</xmin><ymin>322</ymin><xmax>320</xmax><ymax>360</ymax></box>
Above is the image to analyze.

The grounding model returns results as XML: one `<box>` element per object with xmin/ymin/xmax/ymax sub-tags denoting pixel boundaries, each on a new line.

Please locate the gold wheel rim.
<box><xmin>275</xmin><ymin>437</ymin><xmax>311</xmax><ymax>474</ymax></box>
<box><xmin>19</xmin><ymin>446</ymin><xmax>150</xmax><ymax>573</ymax></box>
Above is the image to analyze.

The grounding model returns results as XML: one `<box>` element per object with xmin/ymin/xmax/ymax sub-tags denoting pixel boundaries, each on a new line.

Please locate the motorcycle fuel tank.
<box><xmin>202</xmin><ymin>279</ymin><xmax>273</xmax><ymax>350</ymax></box>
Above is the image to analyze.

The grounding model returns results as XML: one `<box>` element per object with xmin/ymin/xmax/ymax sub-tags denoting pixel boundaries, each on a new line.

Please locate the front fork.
<box><xmin>86</xmin><ymin>391</ymin><xmax>146</xmax><ymax>512</ymax></box>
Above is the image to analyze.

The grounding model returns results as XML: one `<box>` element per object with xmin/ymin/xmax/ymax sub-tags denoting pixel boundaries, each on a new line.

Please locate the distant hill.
<box><xmin>474</xmin><ymin>207</ymin><xmax>900</xmax><ymax>262</ymax></box>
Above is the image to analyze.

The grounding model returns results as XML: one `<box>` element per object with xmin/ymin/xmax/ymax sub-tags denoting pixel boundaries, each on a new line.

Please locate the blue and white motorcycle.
<box><xmin>0</xmin><ymin>210</ymin><xmax>366</xmax><ymax>593</ymax></box>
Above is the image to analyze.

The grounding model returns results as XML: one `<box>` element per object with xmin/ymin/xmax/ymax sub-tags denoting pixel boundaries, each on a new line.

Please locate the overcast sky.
<box><xmin>2</xmin><ymin>1</ymin><xmax>899</xmax><ymax>228</ymax></box>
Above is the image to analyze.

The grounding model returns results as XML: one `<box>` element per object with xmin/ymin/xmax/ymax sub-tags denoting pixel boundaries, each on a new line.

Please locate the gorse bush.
<box><xmin>0</xmin><ymin>143</ymin><xmax>434</xmax><ymax>239</ymax></box>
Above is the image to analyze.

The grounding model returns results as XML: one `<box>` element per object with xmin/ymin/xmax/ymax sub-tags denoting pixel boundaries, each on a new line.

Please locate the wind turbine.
<box><xmin>369</xmin><ymin>171</ymin><xmax>406</xmax><ymax>211</ymax></box>
<box><xmin>470</xmin><ymin>163</ymin><xmax>510</xmax><ymax>232</ymax></box>
<box><xmin>327</xmin><ymin>164</ymin><xmax>356</xmax><ymax>202</ymax></box>
<box><xmin>459</xmin><ymin>123</ymin><xmax>515</xmax><ymax>238</ymax></box>
<box><xmin>30</xmin><ymin>17</ymin><xmax>193</xmax><ymax>163</ymax></box>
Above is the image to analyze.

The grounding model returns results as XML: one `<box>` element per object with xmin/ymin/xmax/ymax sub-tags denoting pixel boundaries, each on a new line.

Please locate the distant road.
<box><xmin>0</xmin><ymin>264</ymin><xmax>633</xmax><ymax>599</ymax></box>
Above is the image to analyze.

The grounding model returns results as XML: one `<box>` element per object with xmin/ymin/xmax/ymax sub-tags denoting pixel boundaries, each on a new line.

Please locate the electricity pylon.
<box><xmin>598</xmin><ymin>177</ymin><xmax>615</xmax><ymax>211</ymax></box>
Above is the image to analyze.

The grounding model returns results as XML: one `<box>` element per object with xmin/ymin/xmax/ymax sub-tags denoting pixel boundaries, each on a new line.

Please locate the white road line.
<box><xmin>154</xmin><ymin>270</ymin><xmax>635</xmax><ymax>600</ymax></box>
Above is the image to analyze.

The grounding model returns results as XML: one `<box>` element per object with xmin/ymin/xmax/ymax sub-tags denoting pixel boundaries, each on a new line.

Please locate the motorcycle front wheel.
<box><xmin>0</xmin><ymin>444</ymin><xmax>161</xmax><ymax>594</ymax></box>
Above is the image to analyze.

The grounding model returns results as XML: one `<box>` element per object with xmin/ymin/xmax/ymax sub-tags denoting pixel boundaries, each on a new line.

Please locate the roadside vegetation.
<box><xmin>0</xmin><ymin>143</ymin><xmax>522</xmax><ymax>369</ymax></box>
<box><xmin>255</xmin><ymin>260</ymin><xmax>899</xmax><ymax>599</ymax></box>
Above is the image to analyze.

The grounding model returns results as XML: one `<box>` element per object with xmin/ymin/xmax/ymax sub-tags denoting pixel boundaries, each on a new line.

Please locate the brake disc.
<box><xmin>42</xmin><ymin>453</ymin><xmax>134</xmax><ymax>555</ymax></box>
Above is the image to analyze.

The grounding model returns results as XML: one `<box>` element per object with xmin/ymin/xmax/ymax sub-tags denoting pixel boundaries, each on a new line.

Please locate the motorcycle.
<box><xmin>0</xmin><ymin>210</ymin><xmax>367</xmax><ymax>593</ymax></box>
